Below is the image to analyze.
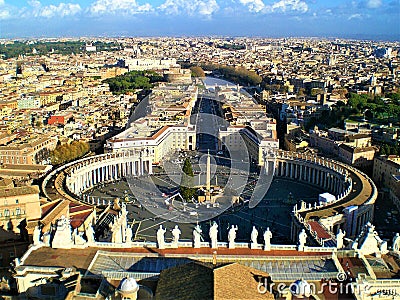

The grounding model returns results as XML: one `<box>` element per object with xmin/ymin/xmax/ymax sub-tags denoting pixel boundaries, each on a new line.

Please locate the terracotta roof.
<box><xmin>308</xmin><ymin>221</ymin><xmax>332</xmax><ymax>239</ymax></box>
<box><xmin>41</xmin><ymin>200</ymin><xmax>61</xmax><ymax>218</ymax></box>
<box><xmin>155</xmin><ymin>261</ymin><xmax>214</xmax><ymax>300</ymax></box>
<box><xmin>155</xmin><ymin>262</ymin><xmax>273</xmax><ymax>300</ymax></box>
<box><xmin>69</xmin><ymin>202</ymin><xmax>92</xmax><ymax>214</ymax></box>
<box><xmin>214</xmin><ymin>263</ymin><xmax>273</xmax><ymax>300</ymax></box>
<box><xmin>70</xmin><ymin>211</ymin><xmax>93</xmax><ymax>229</ymax></box>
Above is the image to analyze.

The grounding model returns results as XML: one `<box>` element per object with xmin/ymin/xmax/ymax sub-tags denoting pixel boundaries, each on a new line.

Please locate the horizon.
<box><xmin>0</xmin><ymin>0</ymin><xmax>399</xmax><ymax>41</ymax></box>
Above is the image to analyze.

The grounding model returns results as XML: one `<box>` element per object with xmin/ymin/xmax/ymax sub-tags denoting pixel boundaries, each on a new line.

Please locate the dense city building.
<box><xmin>0</xmin><ymin>37</ymin><xmax>399</xmax><ymax>299</ymax></box>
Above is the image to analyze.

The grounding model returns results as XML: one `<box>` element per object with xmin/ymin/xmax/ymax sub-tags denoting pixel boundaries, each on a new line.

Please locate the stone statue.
<box><xmin>209</xmin><ymin>222</ymin><xmax>218</xmax><ymax>249</ymax></box>
<box><xmin>120</xmin><ymin>203</ymin><xmax>128</xmax><ymax>239</ymax></box>
<box><xmin>42</xmin><ymin>231</ymin><xmax>51</xmax><ymax>247</ymax></box>
<box><xmin>251</xmin><ymin>226</ymin><xmax>258</xmax><ymax>244</ymax></box>
<box><xmin>51</xmin><ymin>215</ymin><xmax>73</xmax><ymax>249</ymax></box>
<box><xmin>33</xmin><ymin>225</ymin><xmax>41</xmax><ymax>246</ymax></box>
<box><xmin>228</xmin><ymin>225</ymin><xmax>238</xmax><ymax>249</ymax></box>
<box><xmin>171</xmin><ymin>225</ymin><xmax>181</xmax><ymax>247</ymax></box>
<box><xmin>193</xmin><ymin>224</ymin><xmax>202</xmax><ymax>248</ymax></box>
<box><xmin>298</xmin><ymin>229</ymin><xmax>307</xmax><ymax>251</ymax></box>
<box><xmin>113</xmin><ymin>198</ymin><xmax>121</xmax><ymax>211</ymax></box>
<box><xmin>393</xmin><ymin>233</ymin><xmax>400</xmax><ymax>252</ymax></box>
<box><xmin>125</xmin><ymin>225</ymin><xmax>132</xmax><ymax>244</ymax></box>
<box><xmin>157</xmin><ymin>225</ymin><xmax>167</xmax><ymax>249</ymax></box>
<box><xmin>336</xmin><ymin>229</ymin><xmax>345</xmax><ymax>249</ymax></box>
<box><xmin>263</xmin><ymin>227</ymin><xmax>272</xmax><ymax>251</ymax></box>
<box><xmin>110</xmin><ymin>219</ymin><xmax>122</xmax><ymax>244</ymax></box>
<box><xmin>73</xmin><ymin>228</ymin><xmax>86</xmax><ymax>245</ymax></box>
<box><xmin>86</xmin><ymin>224</ymin><xmax>95</xmax><ymax>244</ymax></box>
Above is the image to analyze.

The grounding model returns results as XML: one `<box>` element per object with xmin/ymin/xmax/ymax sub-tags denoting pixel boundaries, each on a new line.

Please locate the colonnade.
<box><xmin>268</xmin><ymin>150</ymin><xmax>352</xmax><ymax>202</ymax></box>
<box><xmin>66</xmin><ymin>158</ymin><xmax>152</xmax><ymax>195</ymax></box>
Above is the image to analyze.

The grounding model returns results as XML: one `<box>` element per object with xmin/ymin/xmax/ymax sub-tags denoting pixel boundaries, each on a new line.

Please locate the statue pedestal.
<box><xmin>298</xmin><ymin>245</ymin><xmax>305</xmax><ymax>251</ymax></box>
<box><xmin>251</xmin><ymin>243</ymin><xmax>258</xmax><ymax>249</ymax></box>
<box><xmin>171</xmin><ymin>242</ymin><xmax>178</xmax><ymax>249</ymax></box>
<box><xmin>264</xmin><ymin>245</ymin><xmax>271</xmax><ymax>251</ymax></box>
<box><xmin>228</xmin><ymin>242</ymin><xmax>235</xmax><ymax>249</ymax></box>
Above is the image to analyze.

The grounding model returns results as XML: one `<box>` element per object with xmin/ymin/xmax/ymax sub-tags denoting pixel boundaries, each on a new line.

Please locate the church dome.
<box><xmin>290</xmin><ymin>279</ymin><xmax>311</xmax><ymax>298</ymax></box>
<box><xmin>118</xmin><ymin>277</ymin><xmax>139</xmax><ymax>294</ymax></box>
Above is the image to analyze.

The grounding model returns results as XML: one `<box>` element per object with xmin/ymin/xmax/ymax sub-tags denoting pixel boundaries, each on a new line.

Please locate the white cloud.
<box><xmin>239</xmin><ymin>0</ymin><xmax>308</xmax><ymax>13</ymax></box>
<box><xmin>239</xmin><ymin>0</ymin><xmax>265</xmax><ymax>13</ymax></box>
<box><xmin>27</xmin><ymin>1</ymin><xmax>81</xmax><ymax>18</ymax></box>
<box><xmin>0</xmin><ymin>0</ymin><xmax>11</xmax><ymax>19</ymax></box>
<box><xmin>0</xmin><ymin>9</ymin><xmax>10</xmax><ymax>19</ymax></box>
<box><xmin>366</xmin><ymin>0</ymin><xmax>382</xmax><ymax>8</ymax></box>
<box><xmin>159</xmin><ymin>0</ymin><xmax>219</xmax><ymax>16</ymax></box>
<box><xmin>269</xmin><ymin>0</ymin><xmax>308</xmax><ymax>13</ymax></box>
<box><xmin>90</xmin><ymin>0</ymin><xmax>152</xmax><ymax>15</ymax></box>
<box><xmin>348</xmin><ymin>13</ymin><xmax>362</xmax><ymax>20</ymax></box>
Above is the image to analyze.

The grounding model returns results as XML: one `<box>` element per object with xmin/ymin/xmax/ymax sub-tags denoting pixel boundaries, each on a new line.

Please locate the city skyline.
<box><xmin>0</xmin><ymin>0</ymin><xmax>399</xmax><ymax>40</ymax></box>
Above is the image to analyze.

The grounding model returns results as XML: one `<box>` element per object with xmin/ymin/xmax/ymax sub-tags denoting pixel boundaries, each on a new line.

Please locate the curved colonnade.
<box><xmin>42</xmin><ymin>150</ymin><xmax>377</xmax><ymax>244</ymax></box>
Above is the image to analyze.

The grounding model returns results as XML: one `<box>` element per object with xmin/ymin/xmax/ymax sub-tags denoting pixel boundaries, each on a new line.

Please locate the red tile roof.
<box><xmin>308</xmin><ymin>221</ymin><xmax>332</xmax><ymax>239</ymax></box>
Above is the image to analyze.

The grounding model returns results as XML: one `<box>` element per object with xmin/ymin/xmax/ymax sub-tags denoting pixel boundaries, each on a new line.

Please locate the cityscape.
<box><xmin>0</xmin><ymin>1</ymin><xmax>400</xmax><ymax>300</ymax></box>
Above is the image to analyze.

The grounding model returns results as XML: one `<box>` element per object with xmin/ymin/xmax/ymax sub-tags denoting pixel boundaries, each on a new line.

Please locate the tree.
<box><xmin>180</xmin><ymin>158</ymin><xmax>196</xmax><ymax>201</ymax></box>
<box><xmin>50</xmin><ymin>140</ymin><xmax>90</xmax><ymax>166</ymax></box>
<box><xmin>190</xmin><ymin>66</ymin><xmax>205</xmax><ymax>77</ymax></box>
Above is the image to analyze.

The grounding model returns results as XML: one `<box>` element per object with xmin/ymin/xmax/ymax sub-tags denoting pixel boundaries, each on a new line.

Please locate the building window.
<box><xmin>9</xmin><ymin>252</ymin><xmax>14</xmax><ymax>259</ymax></box>
<box><xmin>4</xmin><ymin>209</ymin><xmax>10</xmax><ymax>217</ymax></box>
<box><xmin>15</xmin><ymin>208</ymin><xmax>21</xmax><ymax>216</ymax></box>
<box><xmin>15</xmin><ymin>199</ymin><xmax>19</xmax><ymax>204</ymax></box>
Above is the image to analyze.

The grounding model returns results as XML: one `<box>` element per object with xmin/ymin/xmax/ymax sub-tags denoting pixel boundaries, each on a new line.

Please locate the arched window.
<box><xmin>4</xmin><ymin>209</ymin><xmax>10</xmax><ymax>217</ymax></box>
<box><xmin>15</xmin><ymin>208</ymin><xmax>21</xmax><ymax>216</ymax></box>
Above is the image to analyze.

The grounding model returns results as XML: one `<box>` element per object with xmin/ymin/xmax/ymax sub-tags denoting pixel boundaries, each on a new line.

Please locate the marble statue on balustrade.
<box><xmin>209</xmin><ymin>222</ymin><xmax>218</xmax><ymax>249</ymax></box>
<box><xmin>86</xmin><ymin>224</ymin><xmax>95</xmax><ymax>244</ymax></box>
<box><xmin>250</xmin><ymin>226</ymin><xmax>258</xmax><ymax>249</ymax></box>
<box><xmin>73</xmin><ymin>228</ymin><xmax>86</xmax><ymax>245</ymax></box>
<box><xmin>157</xmin><ymin>225</ymin><xmax>167</xmax><ymax>249</ymax></box>
<box><xmin>193</xmin><ymin>224</ymin><xmax>202</xmax><ymax>248</ymax></box>
<box><xmin>298</xmin><ymin>229</ymin><xmax>307</xmax><ymax>251</ymax></box>
<box><xmin>356</xmin><ymin>222</ymin><xmax>388</xmax><ymax>256</ymax></box>
<box><xmin>42</xmin><ymin>231</ymin><xmax>51</xmax><ymax>247</ymax></box>
<box><xmin>264</xmin><ymin>227</ymin><xmax>272</xmax><ymax>251</ymax></box>
<box><xmin>336</xmin><ymin>229</ymin><xmax>345</xmax><ymax>249</ymax></box>
<box><xmin>113</xmin><ymin>198</ymin><xmax>121</xmax><ymax>211</ymax></box>
<box><xmin>120</xmin><ymin>203</ymin><xmax>128</xmax><ymax>241</ymax></box>
<box><xmin>125</xmin><ymin>225</ymin><xmax>132</xmax><ymax>244</ymax></box>
<box><xmin>52</xmin><ymin>215</ymin><xmax>73</xmax><ymax>249</ymax></box>
<box><xmin>228</xmin><ymin>225</ymin><xmax>238</xmax><ymax>249</ymax></box>
<box><xmin>33</xmin><ymin>225</ymin><xmax>42</xmax><ymax>246</ymax></box>
<box><xmin>393</xmin><ymin>233</ymin><xmax>400</xmax><ymax>253</ymax></box>
<box><xmin>111</xmin><ymin>219</ymin><xmax>123</xmax><ymax>244</ymax></box>
<box><xmin>171</xmin><ymin>225</ymin><xmax>181</xmax><ymax>248</ymax></box>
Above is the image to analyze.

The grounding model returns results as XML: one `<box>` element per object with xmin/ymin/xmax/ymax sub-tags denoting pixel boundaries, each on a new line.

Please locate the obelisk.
<box><xmin>206</xmin><ymin>149</ymin><xmax>211</xmax><ymax>192</ymax></box>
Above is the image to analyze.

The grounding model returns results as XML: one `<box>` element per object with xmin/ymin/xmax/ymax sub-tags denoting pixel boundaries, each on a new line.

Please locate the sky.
<box><xmin>0</xmin><ymin>0</ymin><xmax>399</xmax><ymax>39</ymax></box>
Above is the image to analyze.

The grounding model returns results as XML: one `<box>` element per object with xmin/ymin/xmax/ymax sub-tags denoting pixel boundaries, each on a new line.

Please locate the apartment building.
<box><xmin>0</xmin><ymin>179</ymin><xmax>41</xmax><ymax>235</ymax></box>
<box><xmin>0</xmin><ymin>135</ymin><xmax>57</xmax><ymax>165</ymax></box>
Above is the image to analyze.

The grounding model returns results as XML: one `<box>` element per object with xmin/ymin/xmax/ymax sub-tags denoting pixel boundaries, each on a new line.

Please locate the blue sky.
<box><xmin>0</xmin><ymin>0</ymin><xmax>399</xmax><ymax>39</ymax></box>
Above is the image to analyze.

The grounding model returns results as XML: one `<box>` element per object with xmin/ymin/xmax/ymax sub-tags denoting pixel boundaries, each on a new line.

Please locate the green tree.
<box><xmin>180</xmin><ymin>158</ymin><xmax>196</xmax><ymax>201</ymax></box>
